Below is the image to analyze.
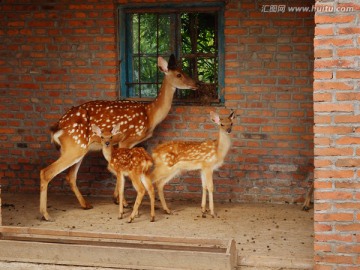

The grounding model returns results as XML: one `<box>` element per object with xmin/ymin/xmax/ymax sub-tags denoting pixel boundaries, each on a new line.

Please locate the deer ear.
<box><xmin>91</xmin><ymin>124</ymin><xmax>101</xmax><ymax>136</ymax></box>
<box><xmin>229</xmin><ymin>110</ymin><xmax>236</xmax><ymax>119</ymax></box>
<box><xmin>167</xmin><ymin>54</ymin><xmax>177</xmax><ymax>70</ymax></box>
<box><xmin>158</xmin><ymin>56</ymin><xmax>169</xmax><ymax>73</ymax></box>
<box><xmin>112</xmin><ymin>123</ymin><xmax>121</xmax><ymax>135</ymax></box>
<box><xmin>210</xmin><ymin>111</ymin><xmax>220</xmax><ymax>125</ymax></box>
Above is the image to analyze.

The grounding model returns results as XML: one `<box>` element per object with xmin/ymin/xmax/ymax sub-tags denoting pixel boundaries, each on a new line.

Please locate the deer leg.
<box><xmin>152</xmin><ymin>167</ymin><xmax>177</xmax><ymax>215</ymax></box>
<box><xmin>200</xmin><ymin>170</ymin><xmax>207</xmax><ymax>217</ymax></box>
<box><xmin>128</xmin><ymin>174</ymin><xmax>146</xmax><ymax>223</ymax></box>
<box><xmin>156</xmin><ymin>180</ymin><xmax>171</xmax><ymax>215</ymax></box>
<box><xmin>202</xmin><ymin>168</ymin><xmax>215</xmax><ymax>218</ymax></box>
<box><xmin>141</xmin><ymin>174</ymin><xmax>155</xmax><ymax>222</ymax></box>
<box><xmin>107</xmin><ymin>166</ymin><xmax>128</xmax><ymax>207</ymax></box>
<box><xmin>66</xmin><ymin>158</ymin><xmax>93</xmax><ymax>210</ymax></box>
<box><xmin>40</xmin><ymin>154</ymin><xmax>84</xmax><ymax>221</ymax></box>
<box><xmin>113</xmin><ymin>178</ymin><xmax>129</xmax><ymax>208</ymax></box>
<box><xmin>116</xmin><ymin>172</ymin><xmax>125</xmax><ymax>220</ymax></box>
<box><xmin>114</xmin><ymin>141</ymin><xmax>134</xmax><ymax>207</ymax></box>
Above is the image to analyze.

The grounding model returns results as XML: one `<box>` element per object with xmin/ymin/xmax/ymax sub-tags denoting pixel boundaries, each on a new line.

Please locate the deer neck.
<box><xmin>146</xmin><ymin>76</ymin><xmax>175</xmax><ymax>130</ymax></box>
<box><xmin>216</xmin><ymin>129</ymin><xmax>232</xmax><ymax>161</ymax></box>
<box><xmin>101</xmin><ymin>144</ymin><xmax>113</xmax><ymax>164</ymax></box>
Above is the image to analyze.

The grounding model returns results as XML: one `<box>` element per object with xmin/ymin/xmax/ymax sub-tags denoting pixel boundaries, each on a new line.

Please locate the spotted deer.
<box><xmin>151</xmin><ymin>111</ymin><xmax>236</xmax><ymax>217</ymax></box>
<box><xmin>92</xmin><ymin>123</ymin><xmax>155</xmax><ymax>222</ymax></box>
<box><xmin>40</xmin><ymin>55</ymin><xmax>198</xmax><ymax>221</ymax></box>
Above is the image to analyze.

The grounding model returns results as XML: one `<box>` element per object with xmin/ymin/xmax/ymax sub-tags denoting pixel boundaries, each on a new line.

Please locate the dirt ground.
<box><xmin>1</xmin><ymin>193</ymin><xmax>314</xmax><ymax>269</ymax></box>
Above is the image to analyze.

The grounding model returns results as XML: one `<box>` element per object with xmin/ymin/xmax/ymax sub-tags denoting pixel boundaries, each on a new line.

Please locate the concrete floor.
<box><xmin>1</xmin><ymin>193</ymin><xmax>314</xmax><ymax>269</ymax></box>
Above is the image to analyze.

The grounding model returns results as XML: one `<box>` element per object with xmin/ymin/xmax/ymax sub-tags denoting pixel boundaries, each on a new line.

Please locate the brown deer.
<box><xmin>92</xmin><ymin>123</ymin><xmax>155</xmax><ymax>223</ymax></box>
<box><xmin>151</xmin><ymin>111</ymin><xmax>236</xmax><ymax>218</ymax></box>
<box><xmin>302</xmin><ymin>182</ymin><xmax>314</xmax><ymax>211</ymax></box>
<box><xmin>40</xmin><ymin>55</ymin><xmax>198</xmax><ymax>221</ymax></box>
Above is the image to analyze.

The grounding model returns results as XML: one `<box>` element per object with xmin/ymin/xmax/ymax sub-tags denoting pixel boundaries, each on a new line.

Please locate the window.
<box><xmin>118</xmin><ymin>3</ymin><xmax>225</xmax><ymax>104</ymax></box>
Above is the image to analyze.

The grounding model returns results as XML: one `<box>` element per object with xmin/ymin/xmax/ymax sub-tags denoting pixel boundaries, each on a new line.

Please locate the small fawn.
<box><xmin>151</xmin><ymin>111</ymin><xmax>236</xmax><ymax>217</ymax></box>
<box><xmin>92</xmin><ymin>123</ymin><xmax>155</xmax><ymax>223</ymax></box>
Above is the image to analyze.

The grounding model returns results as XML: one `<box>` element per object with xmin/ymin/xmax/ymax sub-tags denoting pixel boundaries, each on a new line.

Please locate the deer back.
<box><xmin>110</xmin><ymin>147</ymin><xmax>153</xmax><ymax>174</ymax></box>
<box><xmin>55</xmin><ymin>100</ymin><xmax>149</xmax><ymax>149</ymax></box>
<box><xmin>152</xmin><ymin>140</ymin><xmax>218</xmax><ymax>169</ymax></box>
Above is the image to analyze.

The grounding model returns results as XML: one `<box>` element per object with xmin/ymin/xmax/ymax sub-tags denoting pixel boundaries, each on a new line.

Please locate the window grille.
<box><xmin>118</xmin><ymin>3</ymin><xmax>225</xmax><ymax>104</ymax></box>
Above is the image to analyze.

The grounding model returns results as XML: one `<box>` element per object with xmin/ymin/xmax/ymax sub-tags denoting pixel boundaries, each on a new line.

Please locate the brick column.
<box><xmin>314</xmin><ymin>1</ymin><xmax>360</xmax><ymax>268</ymax></box>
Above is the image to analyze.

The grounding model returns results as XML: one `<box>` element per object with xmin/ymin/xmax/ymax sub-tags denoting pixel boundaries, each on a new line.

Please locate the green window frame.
<box><xmin>118</xmin><ymin>2</ymin><xmax>225</xmax><ymax>104</ymax></box>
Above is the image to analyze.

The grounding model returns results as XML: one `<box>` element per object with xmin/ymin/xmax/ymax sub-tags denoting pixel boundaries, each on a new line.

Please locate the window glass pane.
<box><xmin>134</xmin><ymin>84</ymin><xmax>140</xmax><ymax>98</ymax></box>
<box><xmin>181</xmin><ymin>57</ymin><xmax>196</xmax><ymax>79</ymax></box>
<box><xmin>198</xmin><ymin>57</ymin><xmax>216</xmax><ymax>83</ymax></box>
<box><xmin>141</xmin><ymin>84</ymin><xmax>157</xmax><ymax>98</ymax></box>
<box><xmin>181</xmin><ymin>12</ymin><xmax>216</xmax><ymax>54</ymax></box>
<box><xmin>181</xmin><ymin>13</ymin><xmax>192</xmax><ymax>54</ymax></box>
<box><xmin>197</xmin><ymin>13</ymin><xmax>216</xmax><ymax>54</ymax></box>
<box><xmin>158</xmin><ymin>14</ymin><xmax>171</xmax><ymax>54</ymax></box>
<box><xmin>132</xmin><ymin>14</ymin><xmax>139</xmax><ymax>54</ymax></box>
<box><xmin>140</xmin><ymin>57</ymin><xmax>157</xmax><ymax>83</ymax></box>
<box><xmin>132</xmin><ymin>57</ymin><xmax>139</xmax><ymax>82</ymax></box>
<box><xmin>140</xmin><ymin>14</ymin><xmax>157</xmax><ymax>54</ymax></box>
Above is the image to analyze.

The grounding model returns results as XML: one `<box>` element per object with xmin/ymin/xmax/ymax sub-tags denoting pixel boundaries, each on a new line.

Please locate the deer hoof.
<box><xmin>150</xmin><ymin>216</ymin><xmax>155</xmax><ymax>222</ymax></box>
<box><xmin>113</xmin><ymin>197</ymin><xmax>119</xmax><ymax>205</ymax></box>
<box><xmin>41</xmin><ymin>214</ymin><xmax>53</xmax><ymax>222</ymax></box>
<box><xmin>164</xmin><ymin>209</ymin><xmax>172</xmax><ymax>215</ymax></box>
<box><xmin>82</xmin><ymin>202</ymin><xmax>93</xmax><ymax>210</ymax></box>
<box><xmin>127</xmin><ymin>217</ymin><xmax>134</xmax><ymax>223</ymax></box>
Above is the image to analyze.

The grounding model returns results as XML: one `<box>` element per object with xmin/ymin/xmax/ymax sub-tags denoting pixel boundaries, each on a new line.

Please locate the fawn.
<box><xmin>151</xmin><ymin>111</ymin><xmax>236</xmax><ymax>217</ymax></box>
<box><xmin>40</xmin><ymin>55</ymin><xmax>197</xmax><ymax>221</ymax></box>
<box><xmin>92</xmin><ymin>123</ymin><xmax>155</xmax><ymax>223</ymax></box>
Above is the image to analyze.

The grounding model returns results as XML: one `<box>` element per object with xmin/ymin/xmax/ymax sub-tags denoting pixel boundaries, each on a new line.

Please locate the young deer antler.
<box><xmin>92</xmin><ymin>123</ymin><xmax>155</xmax><ymax>223</ymax></box>
<box><xmin>40</xmin><ymin>55</ymin><xmax>197</xmax><ymax>221</ymax></box>
<box><xmin>151</xmin><ymin>111</ymin><xmax>236</xmax><ymax>217</ymax></box>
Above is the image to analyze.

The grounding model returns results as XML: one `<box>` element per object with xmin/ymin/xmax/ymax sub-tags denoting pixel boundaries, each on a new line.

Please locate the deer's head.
<box><xmin>210</xmin><ymin>111</ymin><xmax>236</xmax><ymax>134</ymax></box>
<box><xmin>158</xmin><ymin>54</ymin><xmax>198</xmax><ymax>91</ymax></box>
<box><xmin>91</xmin><ymin>123</ymin><xmax>121</xmax><ymax>148</ymax></box>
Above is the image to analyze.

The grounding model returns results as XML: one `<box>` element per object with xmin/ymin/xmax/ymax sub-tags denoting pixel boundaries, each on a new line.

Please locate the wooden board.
<box><xmin>0</xmin><ymin>226</ymin><xmax>237</xmax><ymax>270</ymax></box>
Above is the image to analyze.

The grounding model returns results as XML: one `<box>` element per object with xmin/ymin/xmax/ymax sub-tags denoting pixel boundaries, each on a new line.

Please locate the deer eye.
<box><xmin>177</xmin><ymin>73</ymin><xmax>182</xmax><ymax>78</ymax></box>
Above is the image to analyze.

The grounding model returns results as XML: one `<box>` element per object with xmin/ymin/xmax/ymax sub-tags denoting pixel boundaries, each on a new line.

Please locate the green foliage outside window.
<box><xmin>127</xmin><ymin>10</ymin><xmax>219</xmax><ymax>103</ymax></box>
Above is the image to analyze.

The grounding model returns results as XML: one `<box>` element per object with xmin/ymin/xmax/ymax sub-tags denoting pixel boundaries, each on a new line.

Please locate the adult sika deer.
<box><xmin>40</xmin><ymin>55</ymin><xmax>197</xmax><ymax>221</ymax></box>
<box><xmin>151</xmin><ymin>111</ymin><xmax>236</xmax><ymax>218</ymax></box>
<box><xmin>92</xmin><ymin>123</ymin><xmax>155</xmax><ymax>223</ymax></box>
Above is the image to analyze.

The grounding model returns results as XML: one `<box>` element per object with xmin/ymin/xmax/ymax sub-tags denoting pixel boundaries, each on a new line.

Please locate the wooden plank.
<box><xmin>1</xmin><ymin>235</ymin><xmax>227</xmax><ymax>253</ymax></box>
<box><xmin>0</xmin><ymin>239</ymin><xmax>234</xmax><ymax>270</ymax></box>
<box><xmin>0</xmin><ymin>226</ymin><xmax>237</xmax><ymax>270</ymax></box>
<box><xmin>0</xmin><ymin>226</ymin><xmax>224</xmax><ymax>246</ymax></box>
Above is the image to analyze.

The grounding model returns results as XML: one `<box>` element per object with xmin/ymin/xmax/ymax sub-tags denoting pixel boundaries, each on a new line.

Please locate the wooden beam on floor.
<box><xmin>0</xmin><ymin>226</ymin><xmax>237</xmax><ymax>270</ymax></box>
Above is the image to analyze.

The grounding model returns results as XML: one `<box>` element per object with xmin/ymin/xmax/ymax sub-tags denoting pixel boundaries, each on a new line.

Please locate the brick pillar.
<box><xmin>314</xmin><ymin>1</ymin><xmax>360</xmax><ymax>268</ymax></box>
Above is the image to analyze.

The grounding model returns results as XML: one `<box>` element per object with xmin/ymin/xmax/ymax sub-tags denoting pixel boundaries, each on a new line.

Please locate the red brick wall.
<box><xmin>314</xmin><ymin>1</ymin><xmax>360</xmax><ymax>269</ymax></box>
<box><xmin>0</xmin><ymin>1</ymin><xmax>313</xmax><ymax>205</ymax></box>
<box><xmin>0</xmin><ymin>1</ymin><xmax>117</xmax><ymax>193</ymax></box>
